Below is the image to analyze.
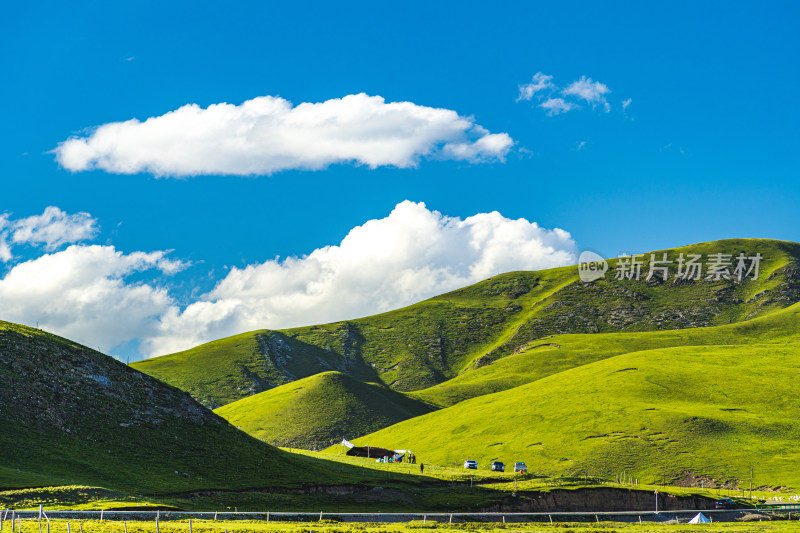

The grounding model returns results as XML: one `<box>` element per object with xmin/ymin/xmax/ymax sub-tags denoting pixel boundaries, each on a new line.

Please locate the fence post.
<box><xmin>124</xmin><ymin>522</ymin><xmax>128</xmax><ymax>533</ymax></box>
<box><xmin>156</xmin><ymin>510</ymin><xmax>160</xmax><ymax>533</ymax></box>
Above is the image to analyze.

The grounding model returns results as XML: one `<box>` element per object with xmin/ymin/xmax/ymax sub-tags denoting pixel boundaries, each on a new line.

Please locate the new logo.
<box><xmin>578</xmin><ymin>250</ymin><xmax>608</xmax><ymax>282</ymax></box>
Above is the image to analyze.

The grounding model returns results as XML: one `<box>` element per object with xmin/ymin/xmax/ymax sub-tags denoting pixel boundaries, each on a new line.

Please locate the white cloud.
<box><xmin>10</xmin><ymin>206</ymin><xmax>98</xmax><ymax>250</ymax></box>
<box><xmin>0</xmin><ymin>206</ymin><xmax>99</xmax><ymax>262</ymax></box>
<box><xmin>518</xmin><ymin>73</ymin><xmax>617</xmax><ymax>115</ymax></box>
<box><xmin>0</xmin><ymin>245</ymin><xmax>185</xmax><ymax>351</ymax></box>
<box><xmin>517</xmin><ymin>72</ymin><xmax>556</xmax><ymax>101</ymax></box>
<box><xmin>0</xmin><ymin>215</ymin><xmax>11</xmax><ymax>262</ymax></box>
<box><xmin>622</xmin><ymin>98</ymin><xmax>632</xmax><ymax>110</ymax></box>
<box><xmin>562</xmin><ymin>76</ymin><xmax>611</xmax><ymax>112</ymax></box>
<box><xmin>540</xmin><ymin>98</ymin><xmax>579</xmax><ymax>116</ymax></box>
<box><xmin>54</xmin><ymin>93</ymin><xmax>513</xmax><ymax>177</ymax></box>
<box><xmin>144</xmin><ymin>201</ymin><xmax>576</xmax><ymax>355</ymax></box>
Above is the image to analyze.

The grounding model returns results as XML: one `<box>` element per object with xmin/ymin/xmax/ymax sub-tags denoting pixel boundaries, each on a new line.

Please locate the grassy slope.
<box><xmin>134</xmin><ymin>239</ymin><xmax>800</xmax><ymax>410</ymax></box>
<box><xmin>132</xmin><ymin>272</ymin><xmax>570</xmax><ymax>405</ymax></box>
<box><xmin>215</xmin><ymin>371</ymin><xmax>433</xmax><ymax>448</ymax></box>
<box><xmin>213</xmin><ymin>299</ymin><xmax>800</xmax><ymax>448</ymax></box>
<box><xmin>127</xmin><ymin>330</ymin><xmax>372</xmax><ymax>408</ymax></box>
<box><xmin>412</xmin><ymin>295</ymin><xmax>800</xmax><ymax>407</ymax></box>
<box><xmin>0</xmin><ymin>321</ymin><xmax>387</xmax><ymax>493</ymax></box>
<box><xmin>353</xmin><ymin>306</ymin><xmax>800</xmax><ymax>490</ymax></box>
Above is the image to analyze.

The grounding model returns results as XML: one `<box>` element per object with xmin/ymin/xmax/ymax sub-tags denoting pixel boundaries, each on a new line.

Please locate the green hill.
<box><xmin>351</xmin><ymin>302</ymin><xmax>800</xmax><ymax>491</ymax></box>
<box><xmin>134</xmin><ymin>239</ymin><xmax>800</xmax><ymax>411</ymax></box>
<box><xmin>411</xmin><ymin>286</ymin><xmax>800</xmax><ymax>407</ymax></box>
<box><xmin>215</xmin><ymin>371</ymin><xmax>433</xmax><ymax>449</ymax></box>
<box><xmin>129</xmin><ymin>330</ymin><xmax>376</xmax><ymax>408</ymax></box>
<box><xmin>0</xmin><ymin>320</ymin><xmax>365</xmax><ymax>493</ymax></box>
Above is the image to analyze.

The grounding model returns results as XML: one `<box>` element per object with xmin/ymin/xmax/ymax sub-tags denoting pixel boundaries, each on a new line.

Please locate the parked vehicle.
<box><xmin>514</xmin><ymin>461</ymin><xmax>527</xmax><ymax>474</ymax></box>
<box><xmin>491</xmin><ymin>461</ymin><xmax>505</xmax><ymax>472</ymax></box>
<box><xmin>716</xmin><ymin>498</ymin><xmax>736</xmax><ymax>509</ymax></box>
<box><xmin>464</xmin><ymin>459</ymin><xmax>478</xmax><ymax>469</ymax></box>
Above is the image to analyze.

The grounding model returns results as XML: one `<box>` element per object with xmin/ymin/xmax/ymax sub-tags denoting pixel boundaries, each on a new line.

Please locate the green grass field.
<box><xmin>286</xmin><ymin>451</ymin><xmax>795</xmax><ymax>502</ymax></box>
<box><xmin>3</xmin><ymin>518</ymin><xmax>800</xmax><ymax>533</ymax></box>
<box><xmin>351</xmin><ymin>337</ymin><xmax>800</xmax><ymax>491</ymax></box>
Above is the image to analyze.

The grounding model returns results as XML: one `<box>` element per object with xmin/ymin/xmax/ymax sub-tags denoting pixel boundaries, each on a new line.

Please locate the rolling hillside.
<box><xmin>215</xmin><ymin>371</ymin><xmax>433</xmax><ymax>449</ymax></box>
<box><xmin>5</xmin><ymin>238</ymin><xmax>800</xmax><ymax>503</ymax></box>
<box><xmin>134</xmin><ymin>239</ymin><xmax>800</xmax><ymax>410</ymax></box>
<box><xmin>0</xmin><ymin>320</ymin><xmax>367</xmax><ymax>493</ymax></box>
<box><xmin>352</xmin><ymin>302</ymin><xmax>800</xmax><ymax>491</ymax></box>
<box><xmin>411</xmin><ymin>290</ymin><xmax>800</xmax><ymax>407</ymax></box>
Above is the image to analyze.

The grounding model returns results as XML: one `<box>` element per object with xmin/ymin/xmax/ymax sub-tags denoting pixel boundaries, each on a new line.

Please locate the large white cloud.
<box><xmin>0</xmin><ymin>245</ymin><xmax>185</xmax><ymax>353</ymax></box>
<box><xmin>54</xmin><ymin>93</ymin><xmax>514</xmax><ymax>177</ymax></box>
<box><xmin>0</xmin><ymin>202</ymin><xmax>576</xmax><ymax>358</ymax></box>
<box><xmin>145</xmin><ymin>201</ymin><xmax>576</xmax><ymax>355</ymax></box>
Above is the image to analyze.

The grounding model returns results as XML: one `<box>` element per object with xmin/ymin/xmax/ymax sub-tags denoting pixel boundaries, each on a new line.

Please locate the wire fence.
<box><xmin>2</xmin><ymin>508</ymin><xmax>793</xmax><ymax>526</ymax></box>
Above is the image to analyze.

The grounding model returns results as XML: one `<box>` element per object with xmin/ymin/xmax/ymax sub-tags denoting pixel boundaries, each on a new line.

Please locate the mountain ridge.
<box><xmin>133</xmin><ymin>238</ymin><xmax>800</xmax><ymax>409</ymax></box>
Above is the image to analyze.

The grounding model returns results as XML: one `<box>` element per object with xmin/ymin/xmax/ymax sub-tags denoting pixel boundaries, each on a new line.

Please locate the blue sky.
<box><xmin>1</xmin><ymin>1</ymin><xmax>798</xmax><ymax>359</ymax></box>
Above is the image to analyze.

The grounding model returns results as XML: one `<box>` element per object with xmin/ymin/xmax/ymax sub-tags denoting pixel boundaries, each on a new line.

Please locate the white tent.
<box><xmin>688</xmin><ymin>513</ymin><xmax>711</xmax><ymax>524</ymax></box>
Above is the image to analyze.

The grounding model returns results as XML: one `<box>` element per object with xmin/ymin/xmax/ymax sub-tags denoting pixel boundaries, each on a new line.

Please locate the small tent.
<box><xmin>688</xmin><ymin>513</ymin><xmax>711</xmax><ymax>524</ymax></box>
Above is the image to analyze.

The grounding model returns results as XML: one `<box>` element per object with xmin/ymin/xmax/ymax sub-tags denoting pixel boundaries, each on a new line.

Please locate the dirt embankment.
<box><xmin>485</xmin><ymin>487</ymin><xmax>716</xmax><ymax>512</ymax></box>
<box><xmin>173</xmin><ymin>485</ymin><xmax>717</xmax><ymax>513</ymax></box>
